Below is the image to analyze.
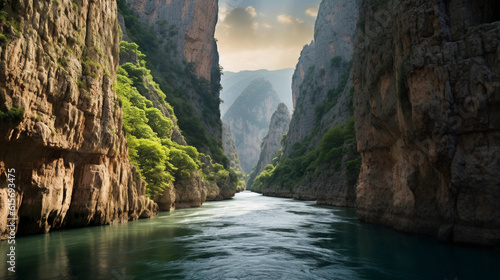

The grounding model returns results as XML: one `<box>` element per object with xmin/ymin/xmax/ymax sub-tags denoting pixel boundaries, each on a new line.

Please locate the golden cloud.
<box><xmin>305</xmin><ymin>5</ymin><xmax>319</xmax><ymax>18</ymax></box>
<box><xmin>216</xmin><ymin>6</ymin><xmax>314</xmax><ymax>71</ymax></box>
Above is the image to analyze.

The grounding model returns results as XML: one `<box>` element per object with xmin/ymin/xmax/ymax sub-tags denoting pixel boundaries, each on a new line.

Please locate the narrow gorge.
<box><xmin>0</xmin><ymin>1</ymin><xmax>499</xmax><ymax>278</ymax></box>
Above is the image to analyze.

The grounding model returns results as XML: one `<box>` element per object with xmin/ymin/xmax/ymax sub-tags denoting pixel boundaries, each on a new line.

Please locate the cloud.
<box><xmin>245</xmin><ymin>6</ymin><xmax>257</xmax><ymax>17</ymax></box>
<box><xmin>219</xmin><ymin>6</ymin><xmax>228</xmax><ymax>22</ymax></box>
<box><xmin>277</xmin><ymin>14</ymin><xmax>304</xmax><ymax>24</ymax></box>
<box><xmin>305</xmin><ymin>5</ymin><xmax>319</xmax><ymax>18</ymax></box>
<box><xmin>216</xmin><ymin>5</ymin><xmax>315</xmax><ymax>71</ymax></box>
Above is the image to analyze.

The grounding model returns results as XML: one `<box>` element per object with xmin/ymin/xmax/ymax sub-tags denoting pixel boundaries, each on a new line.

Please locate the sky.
<box><xmin>215</xmin><ymin>0</ymin><xmax>321</xmax><ymax>72</ymax></box>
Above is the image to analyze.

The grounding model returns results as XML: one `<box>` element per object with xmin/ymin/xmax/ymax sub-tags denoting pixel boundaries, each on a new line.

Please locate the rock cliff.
<box><xmin>222</xmin><ymin>78</ymin><xmax>281</xmax><ymax>173</ymax></box>
<box><xmin>285</xmin><ymin>0</ymin><xmax>358</xmax><ymax>150</ymax></box>
<box><xmin>247</xmin><ymin>103</ymin><xmax>290</xmax><ymax>190</ymax></box>
<box><xmin>125</xmin><ymin>0</ymin><xmax>217</xmax><ymax>81</ymax></box>
<box><xmin>0</xmin><ymin>0</ymin><xmax>157</xmax><ymax>239</ymax></box>
<box><xmin>254</xmin><ymin>0</ymin><xmax>360</xmax><ymax>207</ymax></box>
<box><xmin>353</xmin><ymin>0</ymin><xmax>500</xmax><ymax>246</ymax></box>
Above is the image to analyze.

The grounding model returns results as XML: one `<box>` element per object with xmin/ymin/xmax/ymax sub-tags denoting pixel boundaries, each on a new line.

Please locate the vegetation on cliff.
<box><xmin>0</xmin><ymin>107</ymin><xmax>24</xmax><ymax>127</ymax></box>
<box><xmin>116</xmin><ymin>42</ymin><xmax>239</xmax><ymax>198</ymax></box>
<box><xmin>117</xmin><ymin>0</ymin><xmax>228</xmax><ymax>168</ymax></box>
<box><xmin>250</xmin><ymin>117</ymin><xmax>360</xmax><ymax>192</ymax></box>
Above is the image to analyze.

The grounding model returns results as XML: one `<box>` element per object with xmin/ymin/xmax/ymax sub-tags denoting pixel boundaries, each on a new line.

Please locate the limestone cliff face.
<box><xmin>222</xmin><ymin>78</ymin><xmax>281</xmax><ymax>173</ymax></box>
<box><xmin>247</xmin><ymin>103</ymin><xmax>290</xmax><ymax>189</ymax></box>
<box><xmin>0</xmin><ymin>0</ymin><xmax>157</xmax><ymax>239</ymax></box>
<box><xmin>353</xmin><ymin>0</ymin><xmax>500</xmax><ymax>246</ymax></box>
<box><xmin>260</xmin><ymin>0</ymin><xmax>360</xmax><ymax>207</ymax></box>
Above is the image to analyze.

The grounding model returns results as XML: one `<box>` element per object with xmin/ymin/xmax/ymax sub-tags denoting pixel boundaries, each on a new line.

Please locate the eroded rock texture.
<box><xmin>0</xmin><ymin>0</ymin><xmax>157</xmax><ymax>239</ymax></box>
<box><xmin>353</xmin><ymin>0</ymin><xmax>500</xmax><ymax>246</ymax></box>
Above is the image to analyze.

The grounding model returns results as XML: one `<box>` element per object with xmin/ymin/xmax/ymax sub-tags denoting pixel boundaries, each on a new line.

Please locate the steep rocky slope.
<box><xmin>247</xmin><ymin>103</ymin><xmax>290</xmax><ymax>190</ymax></box>
<box><xmin>222</xmin><ymin>78</ymin><xmax>281</xmax><ymax>173</ymax></box>
<box><xmin>0</xmin><ymin>0</ymin><xmax>157</xmax><ymax>239</ymax></box>
<box><xmin>253</xmin><ymin>0</ymin><xmax>360</xmax><ymax>207</ymax></box>
<box><xmin>353</xmin><ymin>0</ymin><xmax>500</xmax><ymax>246</ymax></box>
<box><xmin>286</xmin><ymin>0</ymin><xmax>358</xmax><ymax>149</ymax></box>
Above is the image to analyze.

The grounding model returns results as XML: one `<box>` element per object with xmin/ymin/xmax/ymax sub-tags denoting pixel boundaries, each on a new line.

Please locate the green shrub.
<box><xmin>0</xmin><ymin>107</ymin><xmax>24</xmax><ymax>126</ymax></box>
<box><xmin>0</xmin><ymin>11</ymin><xmax>7</xmax><ymax>22</ymax></box>
<box><xmin>117</xmin><ymin>0</ymin><xmax>235</xmax><ymax>191</ymax></box>
<box><xmin>249</xmin><ymin>117</ymin><xmax>360</xmax><ymax>191</ymax></box>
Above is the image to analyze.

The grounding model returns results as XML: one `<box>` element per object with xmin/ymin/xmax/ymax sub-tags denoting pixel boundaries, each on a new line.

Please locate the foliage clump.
<box><xmin>250</xmin><ymin>117</ymin><xmax>360</xmax><ymax>192</ymax></box>
<box><xmin>117</xmin><ymin>0</ymin><xmax>228</xmax><ymax>168</ymax></box>
<box><xmin>116</xmin><ymin>42</ymin><xmax>238</xmax><ymax>197</ymax></box>
<box><xmin>0</xmin><ymin>107</ymin><xmax>24</xmax><ymax>126</ymax></box>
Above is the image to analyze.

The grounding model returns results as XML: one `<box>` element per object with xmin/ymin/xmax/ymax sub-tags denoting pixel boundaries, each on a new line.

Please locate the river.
<box><xmin>1</xmin><ymin>191</ymin><xmax>499</xmax><ymax>279</ymax></box>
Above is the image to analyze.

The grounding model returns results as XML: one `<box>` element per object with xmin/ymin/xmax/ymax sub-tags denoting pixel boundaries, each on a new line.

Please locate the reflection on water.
<box><xmin>1</xmin><ymin>191</ymin><xmax>499</xmax><ymax>279</ymax></box>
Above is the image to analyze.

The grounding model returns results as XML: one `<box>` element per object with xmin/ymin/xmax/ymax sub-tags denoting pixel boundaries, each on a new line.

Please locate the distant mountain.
<box><xmin>222</xmin><ymin>78</ymin><xmax>281</xmax><ymax>173</ymax></box>
<box><xmin>220</xmin><ymin>68</ymin><xmax>294</xmax><ymax>115</ymax></box>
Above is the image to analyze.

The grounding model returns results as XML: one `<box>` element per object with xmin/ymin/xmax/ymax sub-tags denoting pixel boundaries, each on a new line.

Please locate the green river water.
<box><xmin>1</xmin><ymin>191</ymin><xmax>499</xmax><ymax>279</ymax></box>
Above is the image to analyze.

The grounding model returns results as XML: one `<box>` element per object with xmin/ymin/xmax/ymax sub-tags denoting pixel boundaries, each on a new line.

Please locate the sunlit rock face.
<box><xmin>353</xmin><ymin>0</ymin><xmax>500</xmax><ymax>246</ymax></box>
<box><xmin>126</xmin><ymin>0</ymin><xmax>218</xmax><ymax>81</ymax></box>
<box><xmin>0</xmin><ymin>0</ymin><xmax>158</xmax><ymax>239</ymax></box>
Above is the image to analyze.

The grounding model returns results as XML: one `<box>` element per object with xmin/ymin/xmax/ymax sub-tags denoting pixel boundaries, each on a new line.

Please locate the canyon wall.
<box><xmin>126</xmin><ymin>0</ymin><xmax>217</xmax><ymax>81</ymax></box>
<box><xmin>0</xmin><ymin>0</ymin><xmax>157</xmax><ymax>239</ymax></box>
<box><xmin>353</xmin><ymin>0</ymin><xmax>500</xmax><ymax>246</ymax></box>
<box><xmin>255</xmin><ymin>0</ymin><xmax>360</xmax><ymax>207</ymax></box>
